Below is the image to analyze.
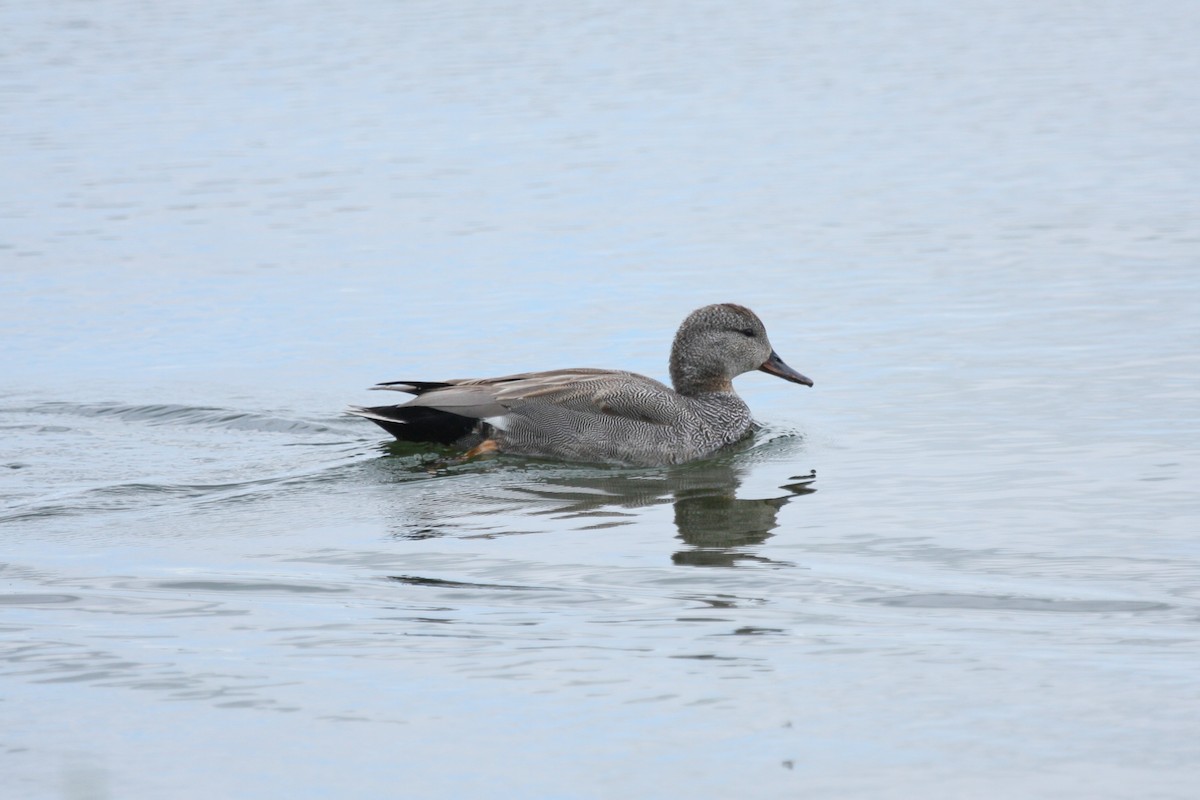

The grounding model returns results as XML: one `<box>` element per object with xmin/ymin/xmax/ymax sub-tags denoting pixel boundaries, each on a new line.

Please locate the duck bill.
<box><xmin>759</xmin><ymin>351</ymin><xmax>813</xmax><ymax>387</ymax></box>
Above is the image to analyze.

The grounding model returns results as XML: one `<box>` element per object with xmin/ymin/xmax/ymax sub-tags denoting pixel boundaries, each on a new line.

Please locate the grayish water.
<box><xmin>3</xmin><ymin>1</ymin><xmax>1199</xmax><ymax>797</ymax></box>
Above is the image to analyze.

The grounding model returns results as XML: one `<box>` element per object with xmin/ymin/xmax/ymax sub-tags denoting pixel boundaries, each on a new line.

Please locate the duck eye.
<box><xmin>738</xmin><ymin>328</ymin><xmax>757</xmax><ymax>338</ymax></box>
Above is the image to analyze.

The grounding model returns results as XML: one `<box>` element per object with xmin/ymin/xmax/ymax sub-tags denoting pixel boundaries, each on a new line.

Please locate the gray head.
<box><xmin>668</xmin><ymin>304</ymin><xmax>813</xmax><ymax>396</ymax></box>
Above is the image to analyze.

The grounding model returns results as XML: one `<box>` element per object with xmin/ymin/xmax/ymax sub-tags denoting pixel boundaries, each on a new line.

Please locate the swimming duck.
<box><xmin>348</xmin><ymin>303</ymin><xmax>812</xmax><ymax>466</ymax></box>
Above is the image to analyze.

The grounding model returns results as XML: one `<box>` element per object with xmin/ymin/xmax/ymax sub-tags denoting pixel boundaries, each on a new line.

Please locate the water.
<box><xmin>3</xmin><ymin>1</ymin><xmax>1199</xmax><ymax>797</ymax></box>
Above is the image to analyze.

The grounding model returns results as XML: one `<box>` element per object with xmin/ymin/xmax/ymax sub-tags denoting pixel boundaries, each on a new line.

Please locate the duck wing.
<box><xmin>373</xmin><ymin>369</ymin><xmax>684</xmax><ymax>426</ymax></box>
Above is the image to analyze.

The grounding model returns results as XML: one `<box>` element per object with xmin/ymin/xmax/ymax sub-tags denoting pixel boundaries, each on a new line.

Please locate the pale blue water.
<box><xmin>3</xmin><ymin>2</ymin><xmax>1199</xmax><ymax>798</ymax></box>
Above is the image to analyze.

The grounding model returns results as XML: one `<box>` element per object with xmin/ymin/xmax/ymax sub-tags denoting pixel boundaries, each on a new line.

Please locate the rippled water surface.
<box><xmin>4</xmin><ymin>2</ymin><xmax>1199</xmax><ymax>798</ymax></box>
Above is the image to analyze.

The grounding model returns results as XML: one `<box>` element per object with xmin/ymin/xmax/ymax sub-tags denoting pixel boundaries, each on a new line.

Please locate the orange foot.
<box><xmin>462</xmin><ymin>439</ymin><xmax>500</xmax><ymax>459</ymax></box>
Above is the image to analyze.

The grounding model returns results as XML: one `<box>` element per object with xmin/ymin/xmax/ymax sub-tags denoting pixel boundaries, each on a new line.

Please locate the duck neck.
<box><xmin>670</xmin><ymin>354</ymin><xmax>735</xmax><ymax>397</ymax></box>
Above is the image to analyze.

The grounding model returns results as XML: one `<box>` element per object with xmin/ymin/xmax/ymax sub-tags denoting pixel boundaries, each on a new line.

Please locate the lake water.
<box><xmin>3</xmin><ymin>1</ymin><xmax>1199</xmax><ymax>798</ymax></box>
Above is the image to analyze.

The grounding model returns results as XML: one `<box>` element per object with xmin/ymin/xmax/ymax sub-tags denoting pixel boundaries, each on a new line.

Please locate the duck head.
<box><xmin>669</xmin><ymin>304</ymin><xmax>813</xmax><ymax>396</ymax></box>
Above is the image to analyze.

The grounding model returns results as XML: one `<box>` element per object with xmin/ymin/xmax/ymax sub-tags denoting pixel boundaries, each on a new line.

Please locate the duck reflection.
<box><xmin>507</xmin><ymin>461</ymin><xmax>816</xmax><ymax>566</ymax></box>
<box><xmin>375</xmin><ymin>439</ymin><xmax>816</xmax><ymax>567</ymax></box>
<box><xmin>669</xmin><ymin>463</ymin><xmax>816</xmax><ymax>566</ymax></box>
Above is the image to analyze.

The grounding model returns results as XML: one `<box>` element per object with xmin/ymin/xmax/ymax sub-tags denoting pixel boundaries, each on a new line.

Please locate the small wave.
<box><xmin>0</xmin><ymin>593</ymin><xmax>80</xmax><ymax>605</ymax></box>
<box><xmin>866</xmin><ymin>593</ymin><xmax>1171</xmax><ymax>613</ymax></box>
<box><xmin>0</xmin><ymin>482</ymin><xmax>255</xmax><ymax>523</ymax></box>
<box><xmin>156</xmin><ymin>580</ymin><xmax>348</xmax><ymax>594</ymax></box>
<box><xmin>387</xmin><ymin>575</ymin><xmax>558</xmax><ymax>592</ymax></box>
<box><xmin>0</xmin><ymin>456</ymin><xmax>367</xmax><ymax>524</ymax></box>
<box><xmin>25</xmin><ymin>402</ymin><xmax>343</xmax><ymax>435</ymax></box>
<box><xmin>742</xmin><ymin>426</ymin><xmax>809</xmax><ymax>460</ymax></box>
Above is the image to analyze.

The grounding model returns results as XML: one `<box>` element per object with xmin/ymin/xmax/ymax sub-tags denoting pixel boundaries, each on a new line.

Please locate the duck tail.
<box><xmin>346</xmin><ymin>404</ymin><xmax>479</xmax><ymax>445</ymax></box>
<box><xmin>369</xmin><ymin>380</ymin><xmax>453</xmax><ymax>395</ymax></box>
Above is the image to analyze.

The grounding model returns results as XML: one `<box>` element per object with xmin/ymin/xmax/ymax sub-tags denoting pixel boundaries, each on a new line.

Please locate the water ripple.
<box><xmin>0</xmin><ymin>593</ymin><xmax>79</xmax><ymax>605</ymax></box>
<box><xmin>24</xmin><ymin>401</ymin><xmax>342</xmax><ymax>435</ymax></box>
<box><xmin>156</xmin><ymin>580</ymin><xmax>349</xmax><ymax>595</ymax></box>
<box><xmin>0</xmin><ymin>458</ymin><xmax>367</xmax><ymax>523</ymax></box>
<box><xmin>866</xmin><ymin>593</ymin><xmax>1172</xmax><ymax>613</ymax></box>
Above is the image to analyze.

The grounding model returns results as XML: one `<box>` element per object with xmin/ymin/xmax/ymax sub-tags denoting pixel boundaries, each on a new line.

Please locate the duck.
<box><xmin>348</xmin><ymin>303</ymin><xmax>812</xmax><ymax>466</ymax></box>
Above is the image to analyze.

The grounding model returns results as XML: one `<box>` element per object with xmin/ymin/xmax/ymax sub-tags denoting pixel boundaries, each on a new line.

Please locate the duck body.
<box><xmin>349</xmin><ymin>304</ymin><xmax>812</xmax><ymax>466</ymax></box>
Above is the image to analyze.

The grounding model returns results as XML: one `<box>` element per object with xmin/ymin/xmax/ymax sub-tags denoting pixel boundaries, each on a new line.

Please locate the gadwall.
<box><xmin>348</xmin><ymin>303</ymin><xmax>812</xmax><ymax>466</ymax></box>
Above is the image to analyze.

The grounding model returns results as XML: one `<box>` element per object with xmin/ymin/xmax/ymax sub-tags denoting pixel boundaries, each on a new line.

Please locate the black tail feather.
<box><xmin>355</xmin><ymin>404</ymin><xmax>478</xmax><ymax>445</ymax></box>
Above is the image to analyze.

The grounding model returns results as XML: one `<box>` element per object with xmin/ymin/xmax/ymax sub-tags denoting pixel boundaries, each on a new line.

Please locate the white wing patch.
<box><xmin>483</xmin><ymin>415</ymin><xmax>512</xmax><ymax>432</ymax></box>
